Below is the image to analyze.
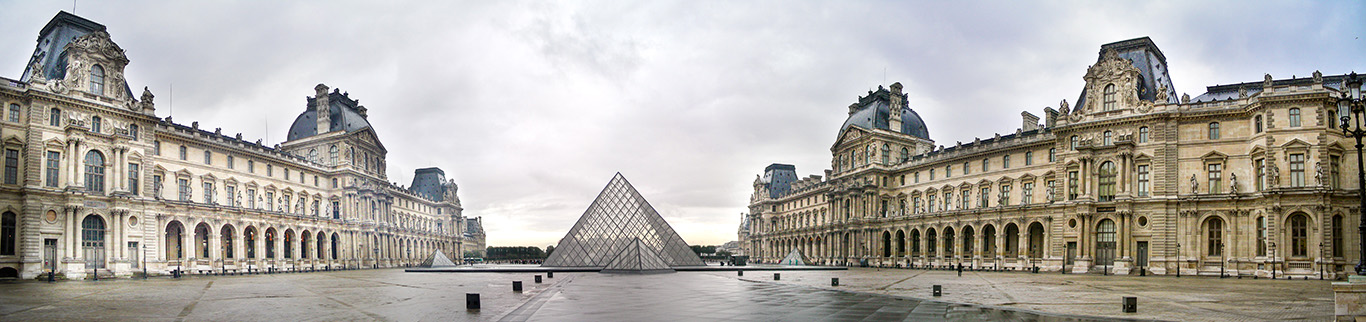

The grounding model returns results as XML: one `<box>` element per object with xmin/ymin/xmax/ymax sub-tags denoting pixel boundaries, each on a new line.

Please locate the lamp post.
<box><xmin>1337</xmin><ymin>72</ymin><xmax>1366</xmax><ymax>276</ymax></box>
<box><xmin>373</xmin><ymin>248</ymin><xmax>379</xmax><ymax>269</ymax></box>
<box><xmin>142</xmin><ymin>244</ymin><xmax>147</xmax><ymax>279</ymax></box>
<box><xmin>1270</xmin><ymin>242</ymin><xmax>1277</xmax><ymax>279</ymax></box>
<box><xmin>1175</xmin><ymin>243</ymin><xmax>1181</xmax><ymax>278</ymax></box>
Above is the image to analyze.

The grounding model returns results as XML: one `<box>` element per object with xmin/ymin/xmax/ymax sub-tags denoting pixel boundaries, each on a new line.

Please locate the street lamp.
<box><xmin>142</xmin><ymin>244</ymin><xmax>148</xmax><ymax>279</ymax></box>
<box><xmin>373</xmin><ymin>248</ymin><xmax>379</xmax><ymax>269</ymax></box>
<box><xmin>1175</xmin><ymin>243</ymin><xmax>1181</xmax><ymax>278</ymax></box>
<box><xmin>1337</xmin><ymin>72</ymin><xmax>1366</xmax><ymax>276</ymax></box>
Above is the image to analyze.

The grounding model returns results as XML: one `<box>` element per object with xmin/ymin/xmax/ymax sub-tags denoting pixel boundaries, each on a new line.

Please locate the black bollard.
<box><xmin>547</xmin><ymin>271</ymin><xmax>554</xmax><ymax>278</ymax></box>
<box><xmin>1122</xmin><ymin>296</ymin><xmax>1137</xmax><ymax>313</ymax></box>
<box><xmin>933</xmin><ymin>285</ymin><xmax>942</xmax><ymax>297</ymax></box>
<box><xmin>737</xmin><ymin>270</ymin><xmax>743</xmax><ymax>276</ymax></box>
<box><xmin>774</xmin><ymin>273</ymin><xmax>780</xmax><ymax>281</ymax></box>
<box><xmin>47</xmin><ymin>271</ymin><xmax>54</xmax><ymax>282</ymax></box>
<box><xmin>466</xmin><ymin>293</ymin><xmax>480</xmax><ymax>310</ymax></box>
<box><xmin>832</xmin><ymin>278</ymin><xmax>839</xmax><ymax>286</ymax></box>
<box><xmin>535</xmin><ymin>275</ymin><xmax>542</xmax><ymax>283</ymax></box>
<box><xmin>513</xmin><ymin>281</ymin><xmax>523</xmax><ymax>292</ymax></box>
<box><xmin>1140</xmin><ymin>268</ymin><xmax>1146</xmax><ymax>276</ymax></box>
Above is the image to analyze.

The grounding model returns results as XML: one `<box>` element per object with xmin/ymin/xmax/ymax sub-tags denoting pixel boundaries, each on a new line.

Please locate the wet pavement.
<box><xmin>0</xmin><ymin>266</ymin><xmax>1334</xmax><ymax>321</ymax></box>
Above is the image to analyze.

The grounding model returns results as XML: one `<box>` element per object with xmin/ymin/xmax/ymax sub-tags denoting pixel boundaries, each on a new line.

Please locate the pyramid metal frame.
<box><xmin>420</xmin><ymin>249</ymin><xmax>458</xmax><ymax>268</ymax></box>
<box><xmin>601</xmin><ymin>237</ymin><xmax>675</xmax><ymax>274</ymax></box>
<box><xmin>543</xmin><ymin>173</ymin><xmax>705</xmax><ymax>268</ymax></box>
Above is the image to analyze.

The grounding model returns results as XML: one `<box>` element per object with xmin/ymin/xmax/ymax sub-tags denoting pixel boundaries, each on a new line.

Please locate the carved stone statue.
<box><xmin>1267</xmin><ymin>160</ymin><xmax>1280</xmax><ymax>188</ymax></box>
<box><xmin>1229</xmin><ymin>173</ymin><xmax>1238</xmax><ymax>193</ymax></box>
<box><xmin>1059</xmin><ymin>99</ymin><xmax>1070</xmax><ymax>115</ymax></box>
<box><xmin>1156</xmin><ymin>84</ymin><xmax>1169</xmax><ymax>103</ymax></box>
<box><xmin>1181</xmin><ymin>93</ymin><xmax>1191</xmax><ymax>104</ymax></box>
<box><xmin>1238</xmin><ymin>86</ymin><xmax>1248</xmax><ymax>98</ymax></box>
<box><xmin>1316</xmin><ymin>161</ymin><xmax>1325</xmax><ymax>187</ymax></box>
<box><xmin>1314</xmin><ymin>70</ymin><xmax>1324</xmax><ymax>84</ymax></box>
<box><xmin>1046</xmin><ymin>184</ymin><xmax>1056</xmax><ymax>202</ymax></box>
<box><xmin>1264</xmin><ymin>74</ymin><xmax>1274</xmax><ymax>87</ymax></box>
<box><xmin>1190</xmin><ymin>174</ymin><xmax>1199</xmax><ymax>194</ymax></box>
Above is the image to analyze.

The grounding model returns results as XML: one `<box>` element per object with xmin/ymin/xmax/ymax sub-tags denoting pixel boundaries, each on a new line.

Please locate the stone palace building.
<box><xmin>742</xmin><ymin>37</ymin><xmax>1359</xmax><ymax>278</ymax></box>
<box><xmin>0</xmin><ymin>12</ymin><xmax>483</xmax><ymax>279</ymax></box>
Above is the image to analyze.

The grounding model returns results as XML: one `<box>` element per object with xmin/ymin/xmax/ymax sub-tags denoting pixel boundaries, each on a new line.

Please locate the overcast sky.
<box><xmin>2</xmin><ymin>1</ymin><xmax>1363</xmax><ymax>248</ymax></box>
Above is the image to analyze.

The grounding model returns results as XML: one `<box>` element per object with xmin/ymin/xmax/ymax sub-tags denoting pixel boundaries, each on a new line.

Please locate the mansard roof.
<box><xmin>286</xmin><ymin>89</ymin><xmax>375</xmax><ymax>142</ymax></box>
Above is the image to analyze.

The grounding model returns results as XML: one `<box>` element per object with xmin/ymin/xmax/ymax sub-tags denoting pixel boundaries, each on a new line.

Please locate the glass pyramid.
<box><xmin>601</xmin><ymin>238</ymin><xmax>675</xmax><ymax>274</ymax></box>
<box><xmin>542</xmin><ymin>173</ymin><xmax>705</xmax><ymax>268</ymax></box>
<box><xmin>420</xmin><ymin>250</ymin><xmax>457</xmax><ymax>268</ymax></box>
<box><xmin>779</xmin><ymin>248</ymin><xmax>808</xmax><ymax>266</ymax></box>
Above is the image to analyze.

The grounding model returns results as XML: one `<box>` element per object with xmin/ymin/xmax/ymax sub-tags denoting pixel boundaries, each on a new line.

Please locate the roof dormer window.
<box><xmin>89</xmin><ymin>64</ymin><xmax>105</xmax><ymax>95</ymax></box>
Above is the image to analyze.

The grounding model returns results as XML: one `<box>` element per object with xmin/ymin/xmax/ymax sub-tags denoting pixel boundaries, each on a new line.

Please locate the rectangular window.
<box><xmin>226</xmin><ymin>155</ymin><xmax>234</xmax><ymax>169</ymax></box>
<box><xmin>177</xmin><ymin>178</ymin><xmax>190</xmax><ymax>201</ymax></box>
<box><xmin>1025</xmin><ymin>152</ymin><xmax>1033</xmax><ymax>165</ymax></box>
<box><xmin>179</xmin><ymin>146</ymin><xmax>187</xmax><ymax>160</ymax></box>
<box><xmin>247</xmin><ymin>189</ymin><xmax>256</xmax><ymax>209</ymax></box>
<box><xmin>46</xmin><ymin>151</ymin><xmax>60</xmax><ymax>188</ymax></box>
<box><xmin>945</xmin><ymin>165</ymin><xmax>951</xmax><ymax>178</ymax></box>
<box><xmin>267</xmin><ymin>164</ymin><xmax>273</xmax><ymax>176</ymax></box>
<box><xmin>1047</xmin><ymin>180</ymin><xmax>1057</xmax><ymax>202</ymax></box>
<box><xmin>1003</xmin><ymin>155</ymin><xmax>1010</xmax><ymax>168</ymax></box>
<box><xmin>927</xmin><ymin>195</ymin><xmax>936</xmax><ymax>212</ymax></box>
<box><xmin>331</xmin><ymin>178</ymin><xmax>338</xmax><ymax>188</ymax></box>
<box><xmin>1000</xmin><ymin>184</ymin><xmax>1011</xmax><ymax>206</ymax></box>
<box><xmin>943</xmin><ymin>191</ymin><xmax>952</xmax><ymax>210</ymax></box>
<box><xmin>313</xmin><ymin>176</ymin><xmax>318</xmax><ymax>187</ymax></box>
<box><xmin>1137</xmin><ymin>165</ymin><xmax>1149</xmax><ymax>197</ymax></box>
<box><xmin>961</xmin><ymin>189</ymin><xmax>970</xmax><ymax>209</ymax></box>
<box><xmin>4</xmin><ymin>149</ymin><xmax>18</xmax><ymax>185</ymax></box>
<box><xmin>153</xmin><ymin>141</ymin><xmax>160</xmax><ymax>155</ymax></box>
<box><xmin>7</xmin><ymin>104</ymin><xmax>19</xmax><ymax>122</ymax></box>
<box><xmin>204</xmin><ymin>151</ymin><xmax>212</xmax><ymax>165</ymax></box>
<box><xmin>1332</xmin><ymin>155</ymin><xmax>1341</xmax><ymax>189</ymax></box>
<box><xmin>929</xmin><ymin>169</ymin><xmax>935</xmax><ymax>180</ymax></box>
<box><xmin>203</xmin><ymin>182</ymin><xmax>214</xmax><ymax>203</ymax></box>
<box><xmin>980</xmin><ymin>187</ymin><xmax>990</xmax><ymax>208</ymax></box>
<box><xmin>332</xmin><ymin>201</ymin><xmax>340</xmax><ymax>219</ymax></box>
<box><xmin>1048</xmin><ymin>148</ymin><xmax>1056</xmax><ymax>162</ymax></box>
<box><xmin>1022</xmin><ymin>182</ymin><xmax>1033</xmax><ymax>205</ymax></box>
<box><xmin>248</xmin><ymin>160</ymin><xmax>255</xmax><ymax>173</ymax></box>
<box><xmin>1068</xmin><ymin>171</ymin><xmax>1079</xmax><ymax>200</ymax></box>
<box><xmin>285</xmin><ymin>169</ymin><xmax>290</xmax><ymax>180</ymax></box>
<box><xmin>226</xmin><ymin>185</ymin><xmax>236</xmax><ymax>207</ymax></box>
<box><xmin>1289</xmin><ymin>153</ymin><xmax>1305</xmax><ymax>187</ymax></box>
<box><xmin>1207</xmin><ymin>163</ymin><xmax>1222</xmax><ymax>194</ymax></box>
<box><xmin>963</xmin><ymin>162</ymin><xmax>969</xmax><ymax>175</ymax></box>
<box><xmin>982</xmin><ymin>159</ymin><xmax>989</xmax><ymax>172</ymax></box>
<box><xmin>912</xmin><ymin>197</ymin><xmax>921</xmax><ymax>214</ymax></box>
<box><xmin>914</xmin><ymin>172</ymin><xmax>920</xmax><ymax>183</ymax></box>
<box><xmin>1255</xmin><ymin>158</ymin><xmax>1265</xmax><ymax>191</ymax></box>
<box><xmin>266</xmin><ymin>192</ymin><xmax>275</xmax><ymax>211</ymax></box>
<box><xmin>127</xmin><ymin>163</ymin><xmax>139</xmax><ymax>196</ymax></box>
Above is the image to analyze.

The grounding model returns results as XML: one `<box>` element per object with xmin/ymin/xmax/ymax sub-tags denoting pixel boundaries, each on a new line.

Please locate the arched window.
<box><xmin>1025</xmin><ymin>151</ymin><xmax>1033</xmax><ymax>165</ymax></box>
<box><xmin>89</xmin><ymin>64</ymin><xmax>105</xmax><ymax>95</ymax></box>
<box><xmin>308</xmin><ymin>149</ymin><xmax>317</xmax><ymax>163</ymax></box>
<box><xmin>81</xmin><ymin>215</ymin><xmax>106</xmax><ymax>269</ymax></box>
<box><xmin>1097</xmin><ymin>161</ymin><xmax>1116</xmax><ymax>201</ymax></box>
<box><xmin>1103</xmin><ymin>131</ymin><xmax>1112</xmax><ymax>145</ymax></box>
<box><xmin>0</xmin><ymin>212</ymin><xmax>15</xmax><ymax>255</ymax></box>
<box><xmin>910</xmin><ymin>229</ymin><xmax>920</xmax><ymax>256</ymax></box>
<box><xmin>1254</xmin><ymin>115</ymin><xmax>1263</xmax><ymax>133</ymax></box>
<box><xmin>221</xmin><ymin>225</ymin><xmax>235</xmax><ymax>259</ymax></box>
<box><xmin>317</xmin><ymin>232</ymin><xmax>326</xmax><ymax>260</ymax></box>
<box><xmin>1004</xmin><ymin>224</ymin><xmax>1019</xmax><ymax>257</ymax></box>
<box><xmin>194</xmin><ymin>223</ymin><xmax>210</xmax><ymax>258</ymax></box>
<box><xmin>331</xmin><ymin>233</ymin><xmax>340</xmax><ymax>260</ymax></box>
<box><xmin>1290</xmin><ymin>214</ymin><xmax>1308</xmax><ymax>257</ymax></box>
<box><xmin>84</xmin><ymin>150</ymin><xmax>105</xmax><ymax>193</ymax></box>
<box><xmin>1096</xmin><ymin>219</ymin><xmax>1116</xmax><ymax>265</ymax></box>
<box><xmin>301</xmin><ymin>231</ymin><xmax>311</xmax><ymax>259</ymax></box>
<box><xmin>962</xmin><ymin>226</ymin><xmax>974</xmax><ymax>254</ymax></box>
<box><xmin>284</xmin><ymin>230</ymin><xmax>295</xmax><ymax>259</ymax></box>
<box><xmin>49</xmin><ymin>108</ymin><xmax>60</xmax><ymax>127</ymax></box>
<box><xmin>943</xmin><ymin>227</ymin><xmax>955</xmax><ymax>256</ymax></box>
<box><xmin>926</xmin><ymin>228</ymin><xmax>937</xmax><ymax>257</ymax></box>
<box><xmin>179</xmin><ymin>146</ymin><xmax>187</xmax><ymax>160</ymax></box>
<box><xmin>1102</xmin><ymin>84</ymin><xmax>1117</xmax><ymax>111</ymax></box>
<box><xmin>245</xmin><ymin>227</ymin><xmax>257</xmax><ymax>259</ymax></box>
<box><xmin>1138</xmin><ymin>126</ymin><xmax>1149</xmax><ymax>143</ymax></box>
<box><xmin>166</xmin><ymin>221</ymin><xmax>183</xmax><ymax>260</ymax></box>
<box><xmin>880</xmin><ymin>144</ymin><xmax>889</xmax><ymax>165</ymax></box>
<box><xmin>1206</xmin><ymin>217</ymin><xmax>1223</xmax><ymax>256</ymax></box>
<box><xmin>900</xmin><ymin>147</ymin><xmax>909</xmax><ymax>163</ymax></box>
<box><xmin>1288</xmin><ymin>108</ymin><xmax>1301</xmax><ymax>127</ymax></box>
<box><xmin>91</xmin><ymin>116</ymin><xmax>101</xmax><ymax>133</ymax></box>
<box><xmin>1208</xmin><ymin>122</ymin><xmax>1220</xmax><ymax>140</ymax></box>
<box><xmin>1028</xmin><ymin>223</ymin><xmax>1045</xmax><ymax>258</ymax></box>
<box><xmin>1070</xmin><ymin>135</ymin><xmax>1079</xmax><ymax>150</ymax></box>
<box><xmin>265</xmin><ymin>228</ymin><xmax>277</xmax><ymax>259</ymax></box>
<box><xmin>1333</xmin><ymin>215</ymin><xmax>1344</xmax><ymax>257</ymax></box>
<box><xmin>329</xmin><ymin>145</ymin><xmax>339</xmax><ymax>166</ymax></box>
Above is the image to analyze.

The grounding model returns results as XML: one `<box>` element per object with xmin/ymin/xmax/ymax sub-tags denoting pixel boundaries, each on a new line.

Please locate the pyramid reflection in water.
<box><xmin>542</xmin><ymin>173</ymin><xmax>705</xmax><ymax>271</ymax></box>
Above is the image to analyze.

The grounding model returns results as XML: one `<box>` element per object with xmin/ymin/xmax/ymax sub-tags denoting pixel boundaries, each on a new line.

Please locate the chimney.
<box><xmin>1043</xmin><ymin>107</ymin><xmax>1059</xmax><ymax>128</ymax></box>
<box><xmin>314</xmin><ymin>84</ymin><xmax>331</xmax><ymax>134</ymax></box>
<box><xmin>1021</xmin><ymin>111</ymin><xmax>1040</xmax><ymax>132</ymax></box>
<box><xmin>888</xmin><ymin>82</ymin><xmax>904</xmax><ymax>131</ymax></box>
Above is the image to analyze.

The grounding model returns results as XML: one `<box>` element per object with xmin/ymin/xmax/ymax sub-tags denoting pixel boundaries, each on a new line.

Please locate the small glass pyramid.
<box><xmin>543</xmin><ymin>173</ymin><xmax>705</xmax><ymax>268</ymax></box>
<box><xmin>779</xmin><ymin>248</ymin><xmax>808</xmax><ymax>266</ymax></box>
<box><xmin>420</xmin><ymin>250</ymin><xmax>457</xmax><ymax>268</ymax></box>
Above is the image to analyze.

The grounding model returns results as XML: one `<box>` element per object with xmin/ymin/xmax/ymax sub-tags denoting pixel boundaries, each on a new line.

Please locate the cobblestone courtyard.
<box><xmin>0</xmin><ymin>266</ymin><xmax>1334</xmax><ymax>321</ymax></box>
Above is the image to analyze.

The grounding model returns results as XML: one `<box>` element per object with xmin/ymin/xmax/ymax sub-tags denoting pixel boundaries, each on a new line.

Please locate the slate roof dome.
<box><xmin>286</xmin><ymin>90</ymin><xmax>373</xmax><ymax>141</ymax></box>
<box><xmin>839</xmin><ymin>86</ymin><xmax>930</xmax><ymax>140</ymax></box>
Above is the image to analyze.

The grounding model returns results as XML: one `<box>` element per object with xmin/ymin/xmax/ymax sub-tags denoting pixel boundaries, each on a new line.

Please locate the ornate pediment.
<box><xmin>1078</xmin><ymin>49</ymin><xmax>1148</xmax><ymax>118</ymax></box>
<box><xmin>71</xmin><ymin>31</ymin><xmax>129</xmax><ymax>64</ymax></box>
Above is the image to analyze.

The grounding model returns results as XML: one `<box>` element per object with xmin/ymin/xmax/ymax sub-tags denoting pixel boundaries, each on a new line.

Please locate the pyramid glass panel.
<box><xmin>543</xmin><ymin>173</ymin><xmax>706</xmax><ymax>268</ymax></box>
